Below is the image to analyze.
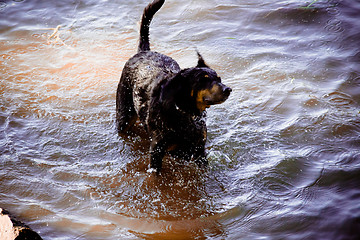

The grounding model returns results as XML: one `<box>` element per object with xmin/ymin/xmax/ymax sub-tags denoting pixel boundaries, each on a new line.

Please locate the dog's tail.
<box><xmin>138</xmin><ymin>0</ymin><xmax>165</xmax><ymax>52</ymax></box>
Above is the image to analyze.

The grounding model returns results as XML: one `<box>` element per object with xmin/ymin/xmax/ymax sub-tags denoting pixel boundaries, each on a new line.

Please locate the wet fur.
<box><xmin>116</xmin><ymin>0</ymin><xmax>231</xmax><ymax>173</ymax></box>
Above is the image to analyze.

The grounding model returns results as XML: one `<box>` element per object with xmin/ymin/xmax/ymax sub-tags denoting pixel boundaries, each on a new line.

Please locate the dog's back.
<box><xmin>116</xmin><ymin>0</ymin><xmax>178</xmax><ymax>129</ymax></box>
<box><xmin>124</xmin><ymin>51</ymin><xmax>180</xmax><ymax>124</ymax></box>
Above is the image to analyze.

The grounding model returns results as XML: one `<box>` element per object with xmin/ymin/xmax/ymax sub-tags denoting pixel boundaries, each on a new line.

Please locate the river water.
<box><xmin>1</xmin><ymin>0</ymin><xmax>360</xmax><ymax>239</ymax></box>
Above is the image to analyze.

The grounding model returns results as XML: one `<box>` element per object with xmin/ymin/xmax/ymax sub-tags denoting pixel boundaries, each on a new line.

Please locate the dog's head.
<box><xmin>160</xmin><ymin>52</ymin><xmax>232</xmax><ymax>115</ymax></box>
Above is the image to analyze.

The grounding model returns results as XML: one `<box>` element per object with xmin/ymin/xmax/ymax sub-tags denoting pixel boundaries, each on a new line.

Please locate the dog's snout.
<box><xmin>223</xmin><ymin>86</ymin><xmax>232</xmax><ymax>97</ymax></box>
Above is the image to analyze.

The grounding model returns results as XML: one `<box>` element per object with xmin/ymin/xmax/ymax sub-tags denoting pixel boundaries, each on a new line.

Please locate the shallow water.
<box><xmin>1</xmin><ymin>0</ymin><xmax>360</xmax><ymax>239</ymax></box>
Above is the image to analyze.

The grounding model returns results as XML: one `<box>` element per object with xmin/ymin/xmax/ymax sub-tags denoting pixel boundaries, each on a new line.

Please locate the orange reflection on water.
<box><xmin>0</xmin><ymin>27</ymin><xmax>135</xmax><ymax>121</ymax></box>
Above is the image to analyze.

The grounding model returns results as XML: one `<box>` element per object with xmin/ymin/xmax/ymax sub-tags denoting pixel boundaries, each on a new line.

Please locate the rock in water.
<box><xmin>0</xmin><ymin>208</ymin><xmax>43</xmax><ymax>240</ymax></box>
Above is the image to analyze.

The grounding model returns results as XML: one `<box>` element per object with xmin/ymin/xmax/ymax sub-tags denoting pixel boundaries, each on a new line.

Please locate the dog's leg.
<box><xmin>193</xmin><ymin>145</ymin><xmax>208</xmax><ymax>167</ymax></box>
<box><xmin>195</xmin><ymin>156</ymin><xmax>208</xmax><ymax>168</ymax></box>
<box><xmin>149</xmin><ymin>138</ymin><xmax>166</xmax><ymax>173</ymax></box>
<box><xmin>116</xmin><ymin>75</ymin><xmax>137</xmax><ymax>134</ymax></box>
<box><xmin>193</xmin><ymin>127</ymin><xmax>208</xmax><ymax>167</ymax></box>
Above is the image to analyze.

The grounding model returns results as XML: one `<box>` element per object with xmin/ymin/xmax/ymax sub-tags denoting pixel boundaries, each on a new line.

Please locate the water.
<box><xmin>1</xmin><ymin>0</ymin><xmax>360</xmax><ymax>239</ymax></box>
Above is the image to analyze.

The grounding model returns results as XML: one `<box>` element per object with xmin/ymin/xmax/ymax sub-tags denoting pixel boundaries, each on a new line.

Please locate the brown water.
<box><xmin>1</xmin><ymin>0</ymin><xmax>360</xmax><ymax>239</ymax></box>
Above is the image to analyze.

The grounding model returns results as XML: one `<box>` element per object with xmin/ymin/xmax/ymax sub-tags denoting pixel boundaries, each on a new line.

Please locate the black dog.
<box><xmin>116</xmin><ymin>0</ymin><xmax>231</xmax><ymax>173</ymax></box>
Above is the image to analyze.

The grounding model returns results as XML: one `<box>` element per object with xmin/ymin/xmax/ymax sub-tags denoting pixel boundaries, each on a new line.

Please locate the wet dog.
<box><xmin>116</xmin><ymin>0</ymin><xmax>231</xmax><ymax>173</ymax></box>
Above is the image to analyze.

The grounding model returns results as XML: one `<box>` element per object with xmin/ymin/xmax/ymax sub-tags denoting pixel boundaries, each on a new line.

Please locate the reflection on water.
<box><xmin>1</xmin><ymin>0</ymin><xmax>360</xmax><ymax>239</ymax></box>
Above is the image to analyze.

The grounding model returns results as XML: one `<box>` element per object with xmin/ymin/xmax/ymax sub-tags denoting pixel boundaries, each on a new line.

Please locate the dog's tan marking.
<box><xmin>196</xmin><ymin>84</ymin><xmax>222</xmax><ymax>111</ymax></box>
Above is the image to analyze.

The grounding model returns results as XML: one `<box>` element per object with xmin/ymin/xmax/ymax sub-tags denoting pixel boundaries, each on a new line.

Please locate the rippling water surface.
<box><xmin>1</xmin><ymin>0</ymin><xmax>360</xmax><ymax>239</ymax></box>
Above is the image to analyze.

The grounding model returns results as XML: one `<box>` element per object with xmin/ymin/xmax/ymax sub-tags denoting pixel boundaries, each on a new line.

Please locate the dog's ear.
<box><xmin>159</xmin><ymin>75</ymin><xmax>184</xmax><ymax>108</ymax></box>
<box><xmin>196</xmin><ymin>51</ymin><xmax>209</xmax><ymax>68</ymax></box>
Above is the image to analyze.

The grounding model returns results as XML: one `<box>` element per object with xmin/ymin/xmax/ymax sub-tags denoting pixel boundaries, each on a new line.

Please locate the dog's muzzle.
<box><xmin>203</xmin><ymin>83</ymin><xmax>232</xmax><ymax>105</ymax></box>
